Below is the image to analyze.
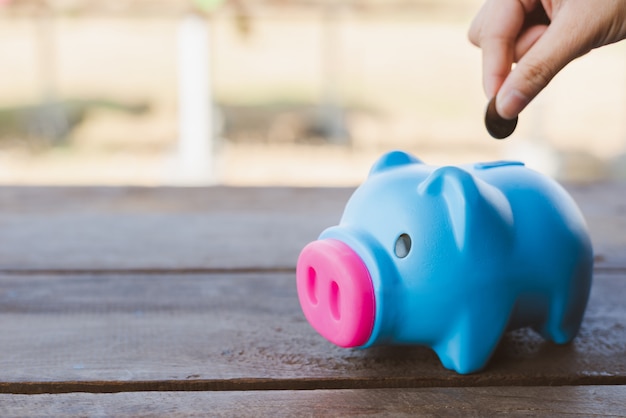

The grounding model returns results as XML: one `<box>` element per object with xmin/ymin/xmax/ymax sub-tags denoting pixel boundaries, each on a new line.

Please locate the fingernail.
<box><xmin>496</xmin><ymin>89</ymin><xmax>530</xmax><ymax>120</ymax></box>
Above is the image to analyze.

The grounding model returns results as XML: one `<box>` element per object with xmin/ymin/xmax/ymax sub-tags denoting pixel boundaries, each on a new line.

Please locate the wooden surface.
<box><xmin>0</xmin><ymin>184</ymin><xmax>625</xmax><ymax>415</ymax></box>
<box><xmin>1</xmin><ymin>184</ymin><xmax>625</xmax><ymax>271</ymax></box>
<box><xmin>1</xmin><ymin>387</ymin><xmax>625</xmax><ymax>417</ymax></box>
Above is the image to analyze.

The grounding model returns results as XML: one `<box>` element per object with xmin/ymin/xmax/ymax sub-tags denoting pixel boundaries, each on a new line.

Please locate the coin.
<box><xmin>485</xmin><ymin>97</ymin><xmax>518</xmax><ymax>139</ymax></box>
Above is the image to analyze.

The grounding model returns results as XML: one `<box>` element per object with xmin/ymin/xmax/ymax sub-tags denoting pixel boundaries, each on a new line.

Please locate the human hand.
<box><xmin>469</xmin><ymin>0</ymin><xmax>626</xmax><ymax>119</ymax></box>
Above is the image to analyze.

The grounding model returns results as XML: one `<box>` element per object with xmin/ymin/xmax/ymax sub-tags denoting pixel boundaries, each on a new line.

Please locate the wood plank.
<box><xmin>0</xmin><ymin>184</ymin><xmax>625</xmax><ymax>271</ymax></box>
<box><xmin>567</xmin><ymin>182</ymin><xmax>626</xmax><ymax>271</ymax></box>
<box><xmin>0</xmin><ymin>272</ymin><xmax>624</xmax><ymax>392</ymax></box>
<box><xmin>1</xmin><ymin>386</ymin><xmax>625</xmax><ymax>417</ymax></box>
<box><xmin>0</xmin><ymin>187</ymin><xmax>348</xmax><ymax>271</ymax></box>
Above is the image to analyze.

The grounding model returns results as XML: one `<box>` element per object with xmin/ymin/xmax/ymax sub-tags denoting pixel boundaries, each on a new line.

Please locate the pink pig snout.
<box><xmin>296</xmin><ymin>239</ymin><xmax>375</xmax><ymax>348</ymax></box>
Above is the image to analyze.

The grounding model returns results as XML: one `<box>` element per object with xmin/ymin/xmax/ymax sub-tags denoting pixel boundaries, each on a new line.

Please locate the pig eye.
<box><xmin>394</xmin><ymin>233</ymin><xmax>411</xmax><ymax>258</ymax></box>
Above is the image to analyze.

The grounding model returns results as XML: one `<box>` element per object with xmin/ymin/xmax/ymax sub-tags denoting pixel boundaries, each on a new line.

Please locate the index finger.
<box><xmin>470</xmin><ymin>0</ymin><xmax>529</xmax><ymax>98</ymax></box>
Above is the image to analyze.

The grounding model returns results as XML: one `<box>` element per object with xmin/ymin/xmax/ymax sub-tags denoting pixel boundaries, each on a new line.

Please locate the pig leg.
<box><xmin>537</xmin><ymin>291</ymin><xmax>586</xmax><ymax>345</ymax></box>
<box><xmin>433</xmin><ymin>297</ymin><xmax>514</xmax><ymax>374</ymax></box>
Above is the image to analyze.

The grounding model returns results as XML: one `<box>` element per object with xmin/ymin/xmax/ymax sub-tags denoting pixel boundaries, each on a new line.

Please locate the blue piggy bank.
<box><xmin>296</xmin><ymin>150</ymin><xmax>593</xmax><ymax>374</ymax></box>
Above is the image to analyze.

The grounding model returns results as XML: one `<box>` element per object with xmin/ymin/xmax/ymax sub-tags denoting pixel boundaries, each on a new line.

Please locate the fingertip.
<box><xmin>496</xmin><ymin>87</ymin><xmax>530</xmax><ymax>120</ymax></box>
<box><xmin>484</xmin><ymin>76</ymin><xmax>501</xmax><ymax>101</ymax></box>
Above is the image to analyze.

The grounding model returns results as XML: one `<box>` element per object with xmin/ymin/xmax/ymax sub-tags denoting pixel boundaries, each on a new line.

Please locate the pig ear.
<box><xmin>369</xmin><ymin>150</ymin><xmax>423</xmax><ymax>176</ymax></box>
<box><xmin>418</xmin><ymin>166</ymin><xmax>512</xmax><ymax>250</ymax></box>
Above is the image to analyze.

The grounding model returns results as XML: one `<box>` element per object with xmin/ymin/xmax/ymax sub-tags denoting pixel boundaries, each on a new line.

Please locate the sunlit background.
<box><xmin>1</xmin><ymin>0</ymin><xmax>625</xmax><ymax>186</ymax></box>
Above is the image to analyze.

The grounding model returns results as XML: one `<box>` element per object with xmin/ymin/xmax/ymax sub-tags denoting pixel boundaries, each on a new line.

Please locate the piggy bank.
<box><xmin>296</xmin><ymin>150</ymin><xmax>593</xmax><ymax>374</ymax></box>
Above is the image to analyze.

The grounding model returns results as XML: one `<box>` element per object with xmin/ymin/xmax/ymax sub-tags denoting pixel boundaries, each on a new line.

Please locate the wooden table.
<box><xmin>0</xmin><ymin>185</ymin><xmax>624</xmax><ymax>416</ymax></box>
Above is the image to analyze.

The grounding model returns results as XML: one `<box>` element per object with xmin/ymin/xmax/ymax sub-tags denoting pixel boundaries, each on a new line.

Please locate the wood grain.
<box><xmin>1</xmin><ymin>386</ymin><xmax>625</xmax><ymax>417</ymax></box>
<box><xmin>0</xmin><ymin>272</ymin><xmax>623</xmax><ymax>393</ymax></box>
<box><xmin>0</xmin><ymin>184</ymin><xmax>624</xmax><ymax>271</ymax></box>
<box><xmin>0</xmin><ymin>187</ymin><xmax>348</xmax><ymax>271</ymax></box>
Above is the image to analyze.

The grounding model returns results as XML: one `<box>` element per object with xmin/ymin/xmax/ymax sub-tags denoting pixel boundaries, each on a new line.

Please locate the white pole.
<box><xmin>321</xmin><ymin>1</ymin><xmax>346</xmax><ymax>144</ymax></box>
<box><xmin>174</xmin><ymin>13</ymin><xmax>214</xmax><ymax>184</ymax></box>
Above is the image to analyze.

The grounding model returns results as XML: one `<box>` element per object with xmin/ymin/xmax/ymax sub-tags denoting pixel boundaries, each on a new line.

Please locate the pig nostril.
<box><xmin>330</xmin><ymin>281</ymin><xmax>341</xmax><ymax>321</ymax></box>
<box><xmin>307</xmin><ymin>267</ymin><xmax>318</xmax><ymax>305</ymax></box>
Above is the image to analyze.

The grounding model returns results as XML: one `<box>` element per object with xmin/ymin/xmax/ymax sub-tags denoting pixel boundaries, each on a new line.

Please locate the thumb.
<box><xmin>495</xmin><ymin>13</ymin><xmax>590</xmax><ymax>119</ymax></box>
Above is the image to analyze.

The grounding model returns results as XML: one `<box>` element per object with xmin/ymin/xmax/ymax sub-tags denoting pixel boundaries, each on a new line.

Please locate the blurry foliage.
<box><xmin>0</xmin><ymin>100</ymin><xmax>149</xmax><ymax>148</ymax></box>
<box><xmin>0</xmin><ymin>0</ymin><xmax>477</xmax><ymax>17</ymax></box>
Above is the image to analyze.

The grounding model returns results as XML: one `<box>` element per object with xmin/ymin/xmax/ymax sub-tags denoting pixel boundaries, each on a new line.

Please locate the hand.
<box><xmin>469</xmin><ymin>0</ymin><xmax>626</xmax><ymax>119</ymax></box>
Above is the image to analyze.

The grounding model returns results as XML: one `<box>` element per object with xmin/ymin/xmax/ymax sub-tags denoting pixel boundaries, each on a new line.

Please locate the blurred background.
<box><xmin>0</xmin><ymin>0</ymin><xmax>625</xmax><ymax>186</ymax></box>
